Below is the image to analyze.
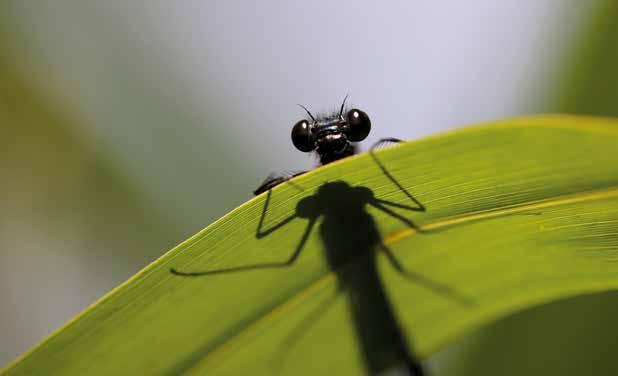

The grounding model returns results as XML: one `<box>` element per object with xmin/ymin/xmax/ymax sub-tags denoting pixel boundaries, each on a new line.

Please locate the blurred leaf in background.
<box><xmin>554</xmin><ymin>0</ymin><xmax>618</xmax><ymax>116</ymax></box>
<box><xmin>0</xmin><ymin>1</ymin><xmax>259</xmax><ymax>366</ymax></box>
<box><xmin>0</xmin><ymin>51</ymin><xmax>175</xmax><ymax>364</ymax></box>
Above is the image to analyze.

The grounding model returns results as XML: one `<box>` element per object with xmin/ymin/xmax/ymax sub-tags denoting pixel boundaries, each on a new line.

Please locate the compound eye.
<box><xmin>291</xmin><ymin>120</ymin><xmax>315</xmax><ymax>152</ymax></box>
<box><xmin>345</xmin><ymin>109</ymin><xmax>371</xmax><ymax>141</ymax></box>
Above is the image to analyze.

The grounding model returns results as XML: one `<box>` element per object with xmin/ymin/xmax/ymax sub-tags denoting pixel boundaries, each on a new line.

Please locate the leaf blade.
<box><xmin>5</xmin><ymin>115</ymin><xmax>618</xmax><ymax>375</ymax></box>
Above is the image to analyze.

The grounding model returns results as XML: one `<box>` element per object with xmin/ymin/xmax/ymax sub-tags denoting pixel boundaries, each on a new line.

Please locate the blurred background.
<box><xmin>2</xmin><ymin>1</ymin><xmax>618</xmax><ymax>374</ymax></box>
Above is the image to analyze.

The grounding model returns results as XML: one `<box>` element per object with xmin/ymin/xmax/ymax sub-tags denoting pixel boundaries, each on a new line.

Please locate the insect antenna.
<box><xmin>297</xmin><ymin>104</ymin><xmax>316</xmax><ymax>122</ymax></box>
<box><xmin>338</xmin><ymin>94</ymin><xmax>349</xmax><ymax>118</ymax></box>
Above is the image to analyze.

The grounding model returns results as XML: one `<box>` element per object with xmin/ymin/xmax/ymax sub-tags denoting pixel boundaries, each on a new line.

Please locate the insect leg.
<box><xmin>373</xmin><ymin>198</ymin><xmax>425</xmax><ymax>212</ymax></box>
<box><xmin>170</xmin><ymin>216</ymin><xmax>316</xmax><ymax>276</ymax></box>
<box><xmin>371</xmin><ymin>137</ymin><xmax>403</xmax><ymax>150</ymax></box>
<box><xmin>281</xmin><ymin>286</ymin><xmax>341</xmax><ymax>347</ymax></box>
<box><xmin>253</xmin><ymin>171</ymin><xmax>307</xmax><ymax>196</ymax></box>
<box><xmin>369</xmin><ymin>200</ymin><xmax>423</xmax><ymax>233</ymax></box>
<box><xmin>256</xmin><ymin>190</ymin><xmax>297</xmax><ymax>238</ymax></box>
<box><xmin>377</xmin><ymin>242</ymin><xmax>472</xmax><ymax>306</ymax></box>
<box><xmin>370</xmin><ymin>139</ymin><xmax>426</xmax><ymax>212</ymax></box>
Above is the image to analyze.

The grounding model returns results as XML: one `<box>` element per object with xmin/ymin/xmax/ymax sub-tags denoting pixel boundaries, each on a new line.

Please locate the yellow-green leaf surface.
<box><xmin>5</xmin><ymin>115</ymin><xmax>618</xmax><ymax>375</ymax></box>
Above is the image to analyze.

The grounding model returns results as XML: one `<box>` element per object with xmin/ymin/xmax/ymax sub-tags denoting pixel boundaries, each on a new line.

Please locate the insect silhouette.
<box><xmin>171</xmin><ymin>100</ymin><xmax>471</xmax><ymax>374</ymax></box>
<box><xmin>171</xmin><ymin>177</ymin><xmax>469</xmax><ymax>374</ymax></box>
<box><xmin>254</xmin><ymin>95</ymin><xmax>384</xmax><ymax>195</ymax></box>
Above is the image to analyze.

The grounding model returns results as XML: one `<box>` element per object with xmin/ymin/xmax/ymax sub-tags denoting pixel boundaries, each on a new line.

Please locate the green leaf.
<box><xmin>4</xmin><ymin>115</ymin><xmax>618</xmax><ymax>375</ymax></box>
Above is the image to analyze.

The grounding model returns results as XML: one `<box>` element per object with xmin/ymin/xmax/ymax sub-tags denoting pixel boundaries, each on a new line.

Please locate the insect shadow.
<box><xmin>171</xmin><ymin>156</ymin><xmax>471</xmax><ymax>375</ymax></box>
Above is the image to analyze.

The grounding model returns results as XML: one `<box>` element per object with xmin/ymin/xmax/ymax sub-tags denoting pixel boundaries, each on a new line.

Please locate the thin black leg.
<box><xmin>281</xmin><ymin>287</ymin><xmax>341</xmax><ymax>347</ymax></box>
<box><xmin>377</xmin><ymin>243</ymin><xmax>473</xmax><ymax>306</ymax></box>
<box><xmin>170</xmin><ymin>217</ymin><xmax>317</xmax><ymax>276</ymax></box>
<box><xmin>374</xmin><ymin>198</ymin><xmax>425</xmax><ymax>212</ymax></box>
<box><xmin>254</xmin><ymin>171</ymin><xmax>307</xmax><ymax>196</ymax></box>
<box><xmin>370</xmin><ymin>138</ymin><xmax>426</xmax><ymax>212</ymax></box>
<box><xmin>256</xmin><ymin>190</ymin><xmax>297</xmax><ymax>239</ymax></box>
<box><xmin>371</xmin><ymin>137</ymin><xmax>403</xmax><ymax>149</ymax></box>
<box><xmin>370</xmin><ymin>200</ymin><xmax>422</xmax><ymax>233</ymax></box>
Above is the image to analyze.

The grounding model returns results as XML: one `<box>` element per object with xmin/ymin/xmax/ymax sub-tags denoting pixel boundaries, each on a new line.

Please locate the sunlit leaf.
<box><xmin>4</xmin><ymin>115</ymin><xmax>618</xmax><ymax>375</ymax></box>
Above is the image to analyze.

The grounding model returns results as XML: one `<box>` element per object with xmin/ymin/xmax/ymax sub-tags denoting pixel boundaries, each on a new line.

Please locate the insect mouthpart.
<box><xmin>316</xmin><ymin>132</ymin><xmax>348</xmax><ymax>155</ymax></box>
<box><xmin>315</xmin><ymin>123</ymin><xmax>344</xmax><ymax>138</ymax></box>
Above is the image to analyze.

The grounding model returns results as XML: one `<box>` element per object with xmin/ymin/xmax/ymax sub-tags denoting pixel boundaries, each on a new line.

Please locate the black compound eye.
<box><xmin>291</xmin><ymin>120</ymin><xmax>315</xmax><ymax>152</ymax></box>
<box><xmin>345</xmin><ymin>108</ymin><xmax>371</xmax><ymax>142</ymax></box>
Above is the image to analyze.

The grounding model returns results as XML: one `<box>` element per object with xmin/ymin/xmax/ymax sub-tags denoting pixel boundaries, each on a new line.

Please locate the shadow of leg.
<box><xmin>370</xmin><ymin>139</ymin><xmax>426</xmax><ymax>212</ymax></box>
<box><xmin>378</xmin><ymin>243</ymin><xmax>474</xmax><ymax>307</ymax></box>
